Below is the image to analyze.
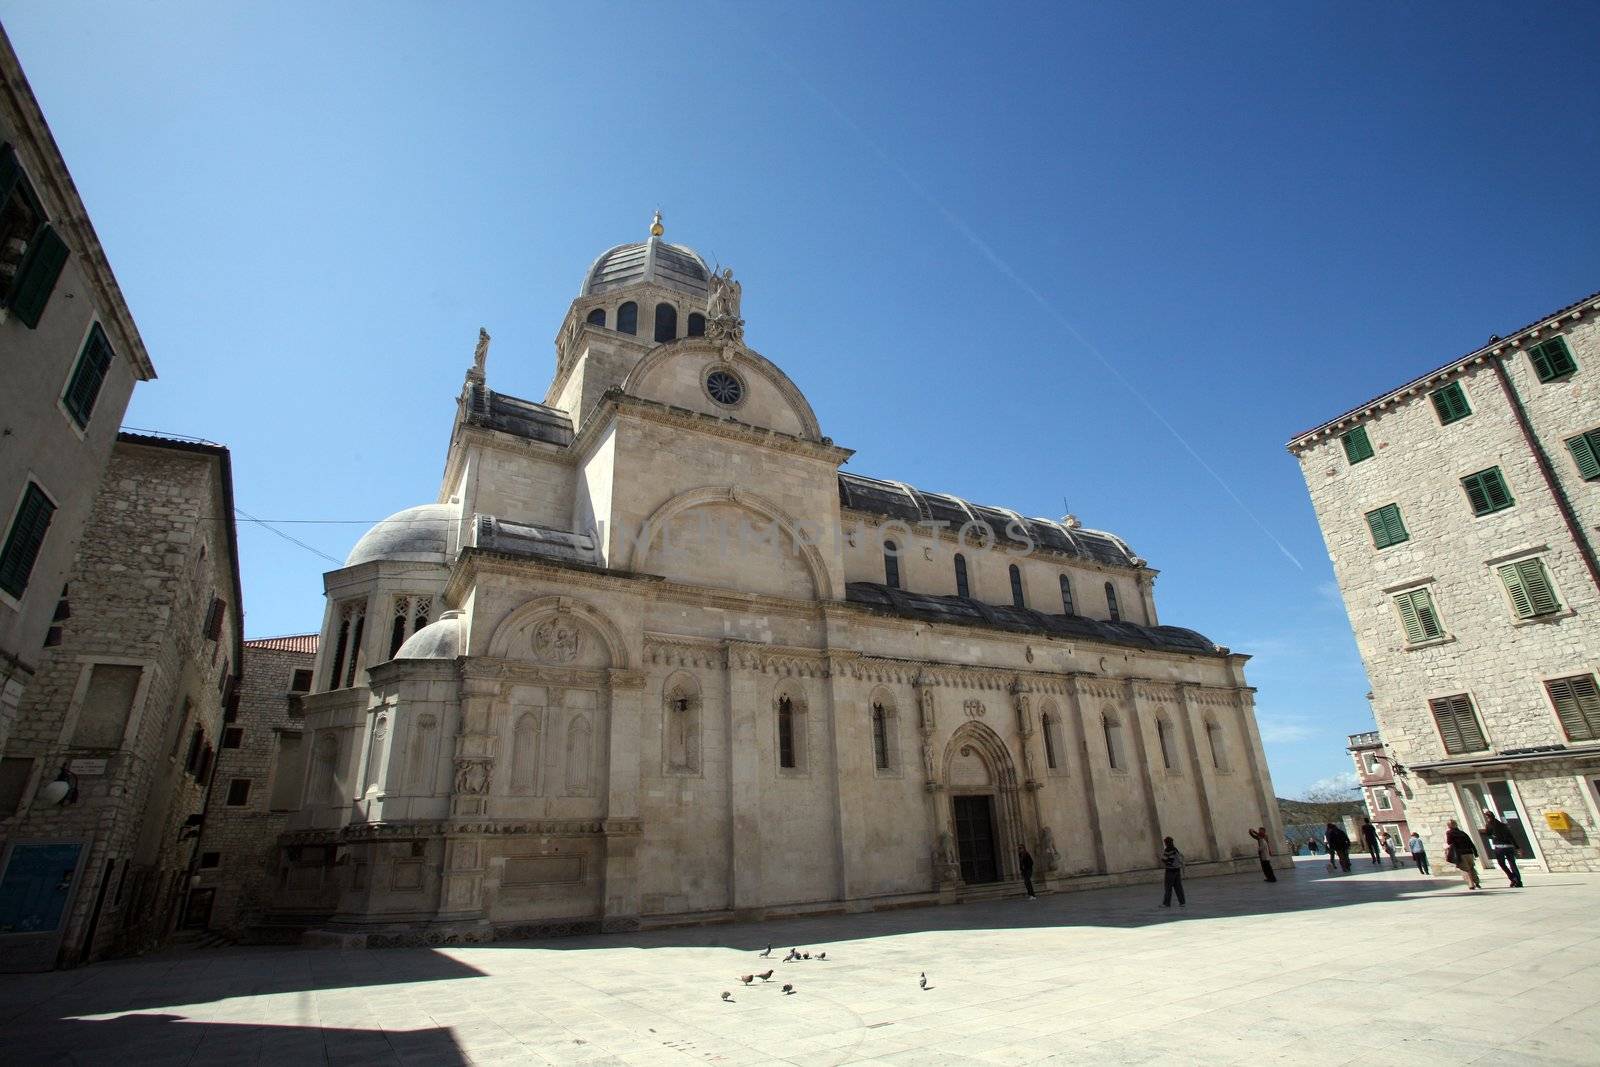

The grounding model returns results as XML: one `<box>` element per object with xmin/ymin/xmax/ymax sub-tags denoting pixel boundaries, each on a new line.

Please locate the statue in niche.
<box><xmin>937</xmin><ymin>830</ymin><xmax>958</xmax><ymax>869</ymax></box>
<box><xmin>454</xmin><ymin>759</ymin><xmax>490</xmax><ymax>796</ymax></box>
<box><xmin>1039</xmin><ymin>826</ymin><xmax>1061</xmax><ymax>873</ymax></box>
<box><xmin>533</xmin><ymin>617</ymin><xmax>580</xmax><ymax>664</ymax></box>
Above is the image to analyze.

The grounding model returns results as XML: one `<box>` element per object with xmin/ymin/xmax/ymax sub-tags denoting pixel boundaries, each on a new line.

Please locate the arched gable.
<box><xmin>622</xmin><ymin>339</ymin><xmax>823</xmax><ymax>441</ymax></box>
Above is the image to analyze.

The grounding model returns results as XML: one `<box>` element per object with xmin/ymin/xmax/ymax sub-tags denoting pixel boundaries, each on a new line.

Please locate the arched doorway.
<box><xmin>941</xmin><ymin>722</ymin><xmax>1027</xmax><ymax>885</ymax></box>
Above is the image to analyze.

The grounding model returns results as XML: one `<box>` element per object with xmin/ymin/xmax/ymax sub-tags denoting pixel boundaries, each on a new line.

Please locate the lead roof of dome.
<box><xmin>582</xmin><ymin>236</ymin><xmax>711</xmax><ymax>299</ymax></box>
<box><xmin>394</xmin><ymin>611</ymin><xmax>461</xmax><ymax>660</ymax></box>
<box><xmin>345</xmin><ymin>504</ymin><xmax>456</xmax><ymax>567</ymax></box>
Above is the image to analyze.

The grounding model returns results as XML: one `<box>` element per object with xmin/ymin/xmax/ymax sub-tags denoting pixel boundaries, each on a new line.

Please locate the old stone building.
<box><xmin>0</xmin><ymin>433</ymin><xmax>242</xmax><ymax>970</ymax></box>
<box><xmin>273</xmin><ymin>216</ymin><xmax>1281</xmax><ymax>944</ymax></box>
<box><xmin>186</xmin><ymin>635</ymin><xmax>316</xmax><ymax>937</ymax></box>
<box><xmin>1290</xmin><ymin>289</ymin><xmax>1600</xmax><ymax>872</ymax></box>
<box><xmin>1347</xmin><ymin>729</ymin><xmax>1409</xmax><ymax>845</ymax></box>
<box><xmin>0</xmin><ymin>26</ymin><xmax>155</xmax><ymax>753</ymax></box>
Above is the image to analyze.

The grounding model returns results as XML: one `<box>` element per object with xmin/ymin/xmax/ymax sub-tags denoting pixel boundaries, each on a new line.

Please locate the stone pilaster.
<box><xmin>1123</xmin><ymin>678</ymin><xmax>1165</xmax><ymax>855</ymax></box>
<box><xmin>723</xmin><ymin>643</ymin><xmax>763</xmax><ymax>912</ymax></box>
<box><xmin>1061</xmin><ymin>673</ymin><xmax>1108</xmax><ymax>874</ymax></box>
<box><xmin>602</xmin><ymin>668</ymin><xmax>645</xmax><ymax>927</ymax></box>
<box><xmin>1175</xmin><ymin>683</ymin><xmax>1221</xmax><ymax>861</ymax></box>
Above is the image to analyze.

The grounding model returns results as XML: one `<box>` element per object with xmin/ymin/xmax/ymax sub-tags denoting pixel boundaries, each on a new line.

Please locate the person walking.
<box><xmin>1325</xmin><ymin>822</ymin><xmax>1352</xmax><ymax>871</ymax></box>
<box><xmin>1444</xmin><ymin>819</ymin><xmax>1482</xmax><ymax>890</ymax></box>
<box><xmin>1308</xmin><ymin>837</ymin><xmax>1319</xmax><ymax>855</ymax></box>
<box><xmin>1360</xmin><ymin>817</ymin><xmax>1381</xmax><ymax>866</ymax></box>
<box><xmin>1480</xmin><ymin>810</ymin><xmax>1523</xmax><ymax>888</ymax></box>
<box><xmin>1017</xmin><ymin>844</ymin><xmax>1038</xmax><ymax>899</ymax></box>
<box><xmin>1408</xmin><ymin>831</ymin><xmax>1430</xmax><ymax>875</ymax></box>
<box><xmin>1381</xmin><ymin>830</ymin><xmax>1399</xmax><ymax>868</ymax></box>
<box><xmin>1248</xmin><ymin>827</ymin><xmax>1277</xmax><ymax>882</ymax></box>
<box><xmin>1160</xmin><ymin>836</ymin><xmax>1186</xmax><ymax>907</ymax></box>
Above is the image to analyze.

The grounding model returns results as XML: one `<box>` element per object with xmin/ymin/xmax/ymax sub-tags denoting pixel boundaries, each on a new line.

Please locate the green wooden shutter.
<box><xmin>1546</xmin><ymin>676</ymin><xmax>1600</xmax><ymax>742</ymax></box>
<box><xmin>1463</xmin><ymin>474</ymin><xmax>1491</xmax><ymax>515</ymax></box>
<box><xmin>1431</xmin><ymin>382</ymin><xmax>1471</xmax><ymax>424</ymax></box>
<box><xmin>1529</xmin><ymin>337</ymin><xmax>1577</xmax><ymax>382</ymax></box>
<box><xmin>1500</xmin><ymin>559</ymin><xmax>1558</xmax><ymax>618</ymax></box>
<box><xmin>1463</xmin><ymin>468</ymin><xmax>1513</xmax><ymax>515</ymax></box>
<box><xmin>1396</xmin><ymin>588</ymin><xmax>1442</xmax><ymax>642</ymax></box>
<box><xmin>1367</xmin><ymin>504</ymin><xmax>1409</xmax><ymax>549</ymax></box>
<box><xmin>1499</xmin><ymin>562</ymin><xmax>1533</xmax><ymax>617</ymax></box>
<box><xmin>1395</xmin><ymin>591</ymin><xmax>1426</xmax><ymax>643</ymax></box>
<box><xmin>0</xmin><ymin>143</ymin><xmax>19</xmax><ymax>209</ymax></box>
<box><xmin>1567</xmin><ymin>430</ymin><xmax>1600</xmax><ymax>481</ymax></box>
<box><xmin>7</xmin><ymin>223</ymin><xmax>68</xmax><ymax>328</ymax></box>
<box><xmin>1342</xmin><ymin>426</ymin><xmax>1374</xmax><ymax>464</ymax></box>
<box><xmin>0</xmin><ymin>483</ymin><xmax>57</xmax><ymax>598</ymax></box>
<box><xmin>63</xmin><ymin>324</ymin><xmax>113</xmax><ymax>428</ymax></box>
<box><xmin>1429</xmin><ymin>694</ymin><xmax>1486</xmax><ymax>754</ymax></box>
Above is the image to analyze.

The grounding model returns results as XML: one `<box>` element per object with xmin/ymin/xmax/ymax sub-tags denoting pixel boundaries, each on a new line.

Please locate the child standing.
<box><xmin>1407</xmin><ymin>831</ymin><xmax>1430</xmax><ymax>875</ymax></box>
<box><xmin>1160</xmin><ymin>836</ymin><xmax>1186</xmax><ymax>907</ymax></box>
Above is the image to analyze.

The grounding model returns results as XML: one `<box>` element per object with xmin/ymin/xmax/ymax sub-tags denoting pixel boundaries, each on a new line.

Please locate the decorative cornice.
<box><xmin>568</xmin><ymin>391</ymin><xmax>853</xmax><ymax>466</ymax></box>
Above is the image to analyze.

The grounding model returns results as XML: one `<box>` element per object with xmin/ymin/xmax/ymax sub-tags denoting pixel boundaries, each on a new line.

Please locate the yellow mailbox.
<box><xmin>1544</xmin><ymin>811</ymin><xmax>1571</xmax><ymax>831</ymax></box>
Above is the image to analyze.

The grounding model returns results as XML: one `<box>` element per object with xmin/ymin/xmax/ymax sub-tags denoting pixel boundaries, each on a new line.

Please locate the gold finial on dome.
<box><xmin>650</xmin><ymin>210</ymin><xmax>664</xmax><ymax>237</ymax></box>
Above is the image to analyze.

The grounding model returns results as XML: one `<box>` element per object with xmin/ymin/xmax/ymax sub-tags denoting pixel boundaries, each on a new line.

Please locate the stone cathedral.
<box><xmin>273</xmin><ymin>216</ymin><xmax>1283</xmax><ymax>943</ymax></box>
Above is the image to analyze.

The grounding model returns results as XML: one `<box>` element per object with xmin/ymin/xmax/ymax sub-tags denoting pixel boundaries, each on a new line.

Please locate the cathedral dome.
<box><xmin>581</xmin><ymin>213</ymin><xmax>711</xmax><ymax>301</ymax></box>
<box><xmin>346</xmin><ymin>504</ymin><xmax>456</xmax><ymax>567</ymax></box>
<box><xmin>394</xmin><ymin>610</ymin><xmax>462</xmax><ymax>660</ymax></box>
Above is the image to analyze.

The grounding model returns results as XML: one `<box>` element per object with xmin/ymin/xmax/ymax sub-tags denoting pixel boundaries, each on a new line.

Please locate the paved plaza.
<box><xmin>2</xmin><ymin>857</ymin><xmax>1597</xmax><ymax>1066</ymax></box>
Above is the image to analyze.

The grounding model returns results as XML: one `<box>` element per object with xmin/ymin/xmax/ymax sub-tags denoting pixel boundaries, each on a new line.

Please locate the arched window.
<box><xmin>872</xmin><ymin>702</ymin><xmax>890</xmax><ymax>770</ymax></box>
<box><xmin>654</xmin><ymin>302</ymin><xmax>678</xmax><ymax>342</ymax></box>
<box><xmin>687</xmin><ymin>312</ymin><xmax>706</xmax><ymax>337</ymax></box>
<box><xmin>1105</xmin><ymin>581</ymin><xmax>1121</xmax><ymax>621</ymax></box>
<box><xmin>884</xmin><ymin>540</ymin><xmax>900</xmax><ymax>589</ymax></box>
<box><xmin>585</xmin><ymin>307</ymin><xmax>606</xmax><ymax>327</ymax></box>
<box><xmin>1102</xmin><ymin>713</ymin><xmax>1124</xmax><ymax>770</ymax></box>
<box><xmin>389</xmin><ymin>594</ymin><xmax>431</xmax><ymax>658</ymax></box>
<box><xmin>1042</xmin><ymin>712</ymin><xmax>1060</xmax><ymax>770</ymax></box>
<box><xmin>616</xmin><ymin>301</ymin><xmax>638</xmax><ymax>335</ymax></box>
<box><xmin>1060</xmin><ymin>575</ymin><xmax>1074</xmax><ymax>615</ymax></box>
<box><xmin>954</xmin><ymin>553</ymin><xmax>970</xmax><ymax>597</ymax></box>
<box><xmin>1207</xmin><ymin>721</ymin><xmax>1229</xmax><ymax>772</ymax></box>
<box><xmin>1156</xmin><ymin>718</ymin><xmax>1177</xmax><ymax>770</ymax></box>
<box><xmin>778</xmin><ymin>695</ymin><xmax>797</xmax><ymax>769</ymax></box>
<box><xmin>1010</xmin><ymin>564</ymin><xmax>1025</xmax><ymax>608</ymax></box>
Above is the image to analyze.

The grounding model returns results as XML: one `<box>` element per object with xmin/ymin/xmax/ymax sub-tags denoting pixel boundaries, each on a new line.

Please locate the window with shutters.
<box><xmin>1010</xmin><ymin>565</ymin><xmax>1025</xmax><ymax>608</ymax></box>
<box><xmin>1393</xmin><ymin>587</ymin><xmax>1445</xmax><ymax>644</ymax></box>
<box><xmin>1527</xmin><ymin>336</ymin><xmax>1577</xmax><ymax>382</ymax></box>
<box><xmin>954</xmin><ymin>553</ymin><xmax>970</xmax><ymax>598</ymax></box>
<box><xmin>62</xmin><ymin>324</ymin><xmax>114</xmax><ymax>429</ymax></box>
<box><xmin>388</xmin><ymin>594</ymin><xmax>432</xmax><ymax>658</ymax></box>
<box><xmin>1341</xmin><ymin>426</ymin><xmax>1374</xmax><ymax>464</ymax></box>
<box><xmin>1497</xmin><ymin>558</ymin><xmax>1560</xmax><ymax>620</ymax></box>
<box><xmin>1461</xmin><ymin>467</ymin><xmax>1514</xmax><ymax>516</ymax></box>
<box><xmin>1429</xmin><ymin>381</ymin><xmax>1472</xmax><ymax>424</ymax></box>
<box><xmin>0</xmin><ymin>481</ymin><xmax>56</xmax><ymax>599</ymax></box>
<box><xmin>1</xmin><ymin>144</ymin><xmax>69</xmax><ymax>328</ymax></box>
<box><xmin>1365</xmin><ymin>504</ymin><xmax>1409</xmax><ymax>549</ymax></box>
<box><xmin>1105</xmin><ymin>581</ymin><xmax>1120</xmax><ymax>621</ymax></box>
<box><xmin>1429</xmin><ymin>694</ymin><xmax>1488</xmax><ymax>755</ymax></box>
<box><xmin>202</xmin><ymin>596</ymin><xmax>225</xmax><ymax>640</ymax></box>
<box><xmin>1545</xmin><ymin>675</ymin><xmax>1600</xmax><ymax>743</ymax></box>
<box><xmin>1059</xmin><ymin>574</ymin><xmax>1074</xmax><ymax>615</ymax></box>
<box><xmin>1566</xmin><ymin>428</ymin><xmax>1600</xmax><ymax>482</ymax></box>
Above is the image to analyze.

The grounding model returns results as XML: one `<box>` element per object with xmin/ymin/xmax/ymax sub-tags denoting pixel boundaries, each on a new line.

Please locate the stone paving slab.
<box><xmin>1</xmin><ymin>858</ymin><xmax>1597</xmax><ymax>1065</ymax></box>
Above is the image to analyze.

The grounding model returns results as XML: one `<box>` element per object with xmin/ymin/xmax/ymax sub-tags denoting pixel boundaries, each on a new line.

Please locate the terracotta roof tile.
<box><xmin>243</xmin><ymin>633</ymin><xmax>319</xmax><ymax>654</ymax></box>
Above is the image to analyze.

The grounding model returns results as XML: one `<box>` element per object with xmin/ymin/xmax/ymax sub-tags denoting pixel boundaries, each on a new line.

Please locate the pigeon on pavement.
<box><xmin>919</xmin><ymin>972</ymin><xmax>928</xmax><ymax>990</ymax></box>
<box><xmin>721</xmin><ymin>991</ymin><xmax>733</xmax><ymax>1002</ymax></box>
<box><xmin>759</xmin><ymin>944</ymin><xmax>772</xmax><ymax>957</ymax></box>
<box><xmin>782</xmin><ymin>983</ymin><xmax>795</xmax><ymax>995</ymax></box>
<box><xmin>756</xmin><ymin>969</ymin><xmax>773</xmax><ymax>981</ymax></box>
<box><xmin>739</xmin><ymin>974</ymin><xmax>754</xmax><ymax>985</ymax></box>
<box><xmin>816</xmin><ymin>952</ymin><xmax>826</xmax><ymax>960</ymax></box>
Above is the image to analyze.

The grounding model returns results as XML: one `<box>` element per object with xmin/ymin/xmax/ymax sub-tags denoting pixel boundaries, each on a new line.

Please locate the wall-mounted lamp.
<box><xmin>35</xmin><ymin>766</ymin><xmax>78</xmax><ymax>807</ymax></box>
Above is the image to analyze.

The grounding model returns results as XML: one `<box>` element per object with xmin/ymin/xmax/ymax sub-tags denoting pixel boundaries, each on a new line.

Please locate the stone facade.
<box><xmin>1290</xmin><ymin>291</ymin><xmax>1600</xmax><ymax>872</ymax></box>
<box><xmin>0</xmin><ymin>434</ymin><xmax>242</xmax><ymax>970</ymax></box>
<box><xmin>0</xmin><ymin>28</ymin><xmax>155</xmax><ymax>753</ymax></box>
<box><xmin>268</xmin><ymin>219</ymin><xmax>1283</xmax><ymax>945</ymax></box>
<box><xmin>187</xmin><ymin>638</ymin><xmax>316</xmax><ymax>938</ymax></box>
<box><xmin>1348</xmin><ymin>730</ymin><xmax>1409</xmax><ymax>846</ymax></box>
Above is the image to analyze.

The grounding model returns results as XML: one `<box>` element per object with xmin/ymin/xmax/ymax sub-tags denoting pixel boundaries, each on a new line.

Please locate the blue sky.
<box><xmin>4</xmin><ymin>2</ymin><xmax>1598</xmax><ymax>797</ymax></box>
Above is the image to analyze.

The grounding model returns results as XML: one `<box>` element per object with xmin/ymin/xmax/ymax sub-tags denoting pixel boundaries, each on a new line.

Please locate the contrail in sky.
<box><xmin>755</xmin><ymin>41</ymin><xmax>1304</xmax><ymax>571</ymax></box>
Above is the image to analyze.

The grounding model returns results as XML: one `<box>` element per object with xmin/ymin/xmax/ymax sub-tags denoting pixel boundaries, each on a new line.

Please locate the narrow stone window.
<box><xmin>1105</xmin><ymin>582</ymin><xmax>1120</xmax><ymax>621</ymax></box>
<box><xmin>687</xmin><ymin>312</ymin><xmax>706</xmax><ymax>337</ymax></box>
<box><xmin>872</xmin><ymin>702</ymin><xmax>890</xmax><ymax>770</ymax></box>
<box><xmin>1206</xmin><ymin>721</ymin><xmax>1229</xmax><ymax>772</ymax></box>
<box><xmin>654</xmin><ymin>302</ymin><xmax>678</xmax><ymax>342</ymax></box>
<box><xmin>778</xmin><ymin>695</ymin><xmax>797</xmax><ymax>769</ymax></box>
<box><xmin>954</xmin><ymin>553</ymin><xmax>969</xmax><ymax>598</ymax></box>
<box><xmin>1042</xmin><ymin>713</ymin><xmax>1059</xmax><ymax>769</ymax></box>
<box><xmin>326</xmin><ymin>599</ymin><xmax>367</xmax><ymax>690</ymax></box>
<box><xmin>616</xmin><ymin>301</ymin><xmax>638</xmax><ymax>335</ymax></box>
<box><xmin>1156</xmin><ymin>718</ymin><xmax>1176</xmax><ymax>769</ymax></box>
<box><xmin>1060</xmin><ymin>574</ymin><xmax>1074</xmax><ymax>614</ymax></box>
<box><xmin>1010</xmin><ymin>564</ymin><xmax>1025</xmax><ymax>608</ymax></box>
<box><xmin>1102</xmin><ymin>713</ymin><xmax>1123</xmax><ymax>770</ymax></box>
<box><xmin>884</xmin><ymin>540</ymin><xmax>900</xmax><ymax>589</ymax></box>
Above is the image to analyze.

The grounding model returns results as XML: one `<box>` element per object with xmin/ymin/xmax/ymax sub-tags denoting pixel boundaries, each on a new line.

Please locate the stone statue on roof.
<box><xmin>472</xmin><ymin>327</ymin><xmax>491</xmax><ymax>379</ymax></box>
<box><xmin>705</xmin><ymin>269</ymin><xmax>744</xmax><ymax>343</ymax></box>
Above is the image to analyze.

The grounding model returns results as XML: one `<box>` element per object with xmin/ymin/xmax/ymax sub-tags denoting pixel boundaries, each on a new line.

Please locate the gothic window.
<box><xmin>871</xmin><ymin>701</ymin><xmax>893</xmax><ymax>771</ymax></box>
<box><xmin>1105</xmin><ymin>582</ymin><xmax>1121</xmax><ymax>621</ymax></box>
<box><xmin>1102</xmin><ymin>713</ymin><xmax>1124</xmax><ymax>770</ymax></box>
<box><xmin>778</xmin><ymin>696</ymin><xmax>796</xmax><ymax>769</ymax></box>
<box><xmin>1010</xmin><ymin>564</ymin><xmax>1025</xmax><ymax>608</ymax></box>
<box><xmin>687</xmin><ymin>312</ymin><xmax>706</xmax><ymax>337</ymax></box>
<box><xmin>585</xmin><ymin>307</ymin><xmax>606</xmax><ymax>327</ymax></box>
<box><xmin>954</xmin><ymin>553</ymin><xmax>970</xmax><ymax>597</ymax></box>
<box><xmin>326</xmin><ymin>598</ymin><xmax>366</xmax><ymax>690</ymax></box>
<box><xmin>511</xmin><ymin>712</ymin><xmax>539</xmax><ymax>794</ymax></box>
<box><xmin>1206</xmin><ymin>721</ymin><xmax>1229</xmax><ymax>772</ymax></box>
<box><xmin>616</xmin><ymin>301</ymin><xmax>638</xmax><ymax>335</ymax></box>
<box><xmin>654</xmin><ymin>302</ymin><xmax>678</xmax><ymax>342</ymax></box>
<box><xmin>387</xmin><ymin>595</ymin><xmax>432</xmax><ymax>658</ymax></box>
<box><xmin>564</xmin><ymin>715</ymin><xmax>593</xmax><ymax>796</ymax></box>
<box><xmin>363</xmin><ymin>714</ymin><xmax>388</xmax><ymax>795</ymax></box>
<box><xmin>664</xmin><ymin>675</ymin><xmax>702</xmax><ymax>775</ymax></box>
<box><xmin>406</xmin><ymin>714</ymin><xmax>438</xmax><ymax>793</ymax></box>
<box><xmin>884</xmin><ymin>540</ymin><xmax>901</xmax><ymax>589</ymax></box>
<box><xmin>1157</xmin><ymin>718</ymin><xmax>1178</xmax><ymax>770</ymax></box>
<box><xmin>1042</xmin><ymin>712</ymin><xmax>1062</xmax><ymax>770</ymax></box>
<box><xmin>1060</xmin><ymin>574</ymin><xmax>1074</xmax><ymax>615</ymax></box>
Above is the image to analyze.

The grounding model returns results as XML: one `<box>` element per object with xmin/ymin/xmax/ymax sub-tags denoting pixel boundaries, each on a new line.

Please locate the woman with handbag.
<box><xmin>1444</xmin><ymin>819</ymin><xmax>1481</xmax><ymax>890</ymax></box>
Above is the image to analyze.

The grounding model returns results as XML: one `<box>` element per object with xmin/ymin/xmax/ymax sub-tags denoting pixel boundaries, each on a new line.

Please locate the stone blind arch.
<box><xmin>662</xmin><ymin>670</ymin><xmax>702</xmax><ymax>775</ymax></box>
<box><xmin>486</xmin><ymin>594</ymin><xmax>628</xmax><ymax>668</ymax></box>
